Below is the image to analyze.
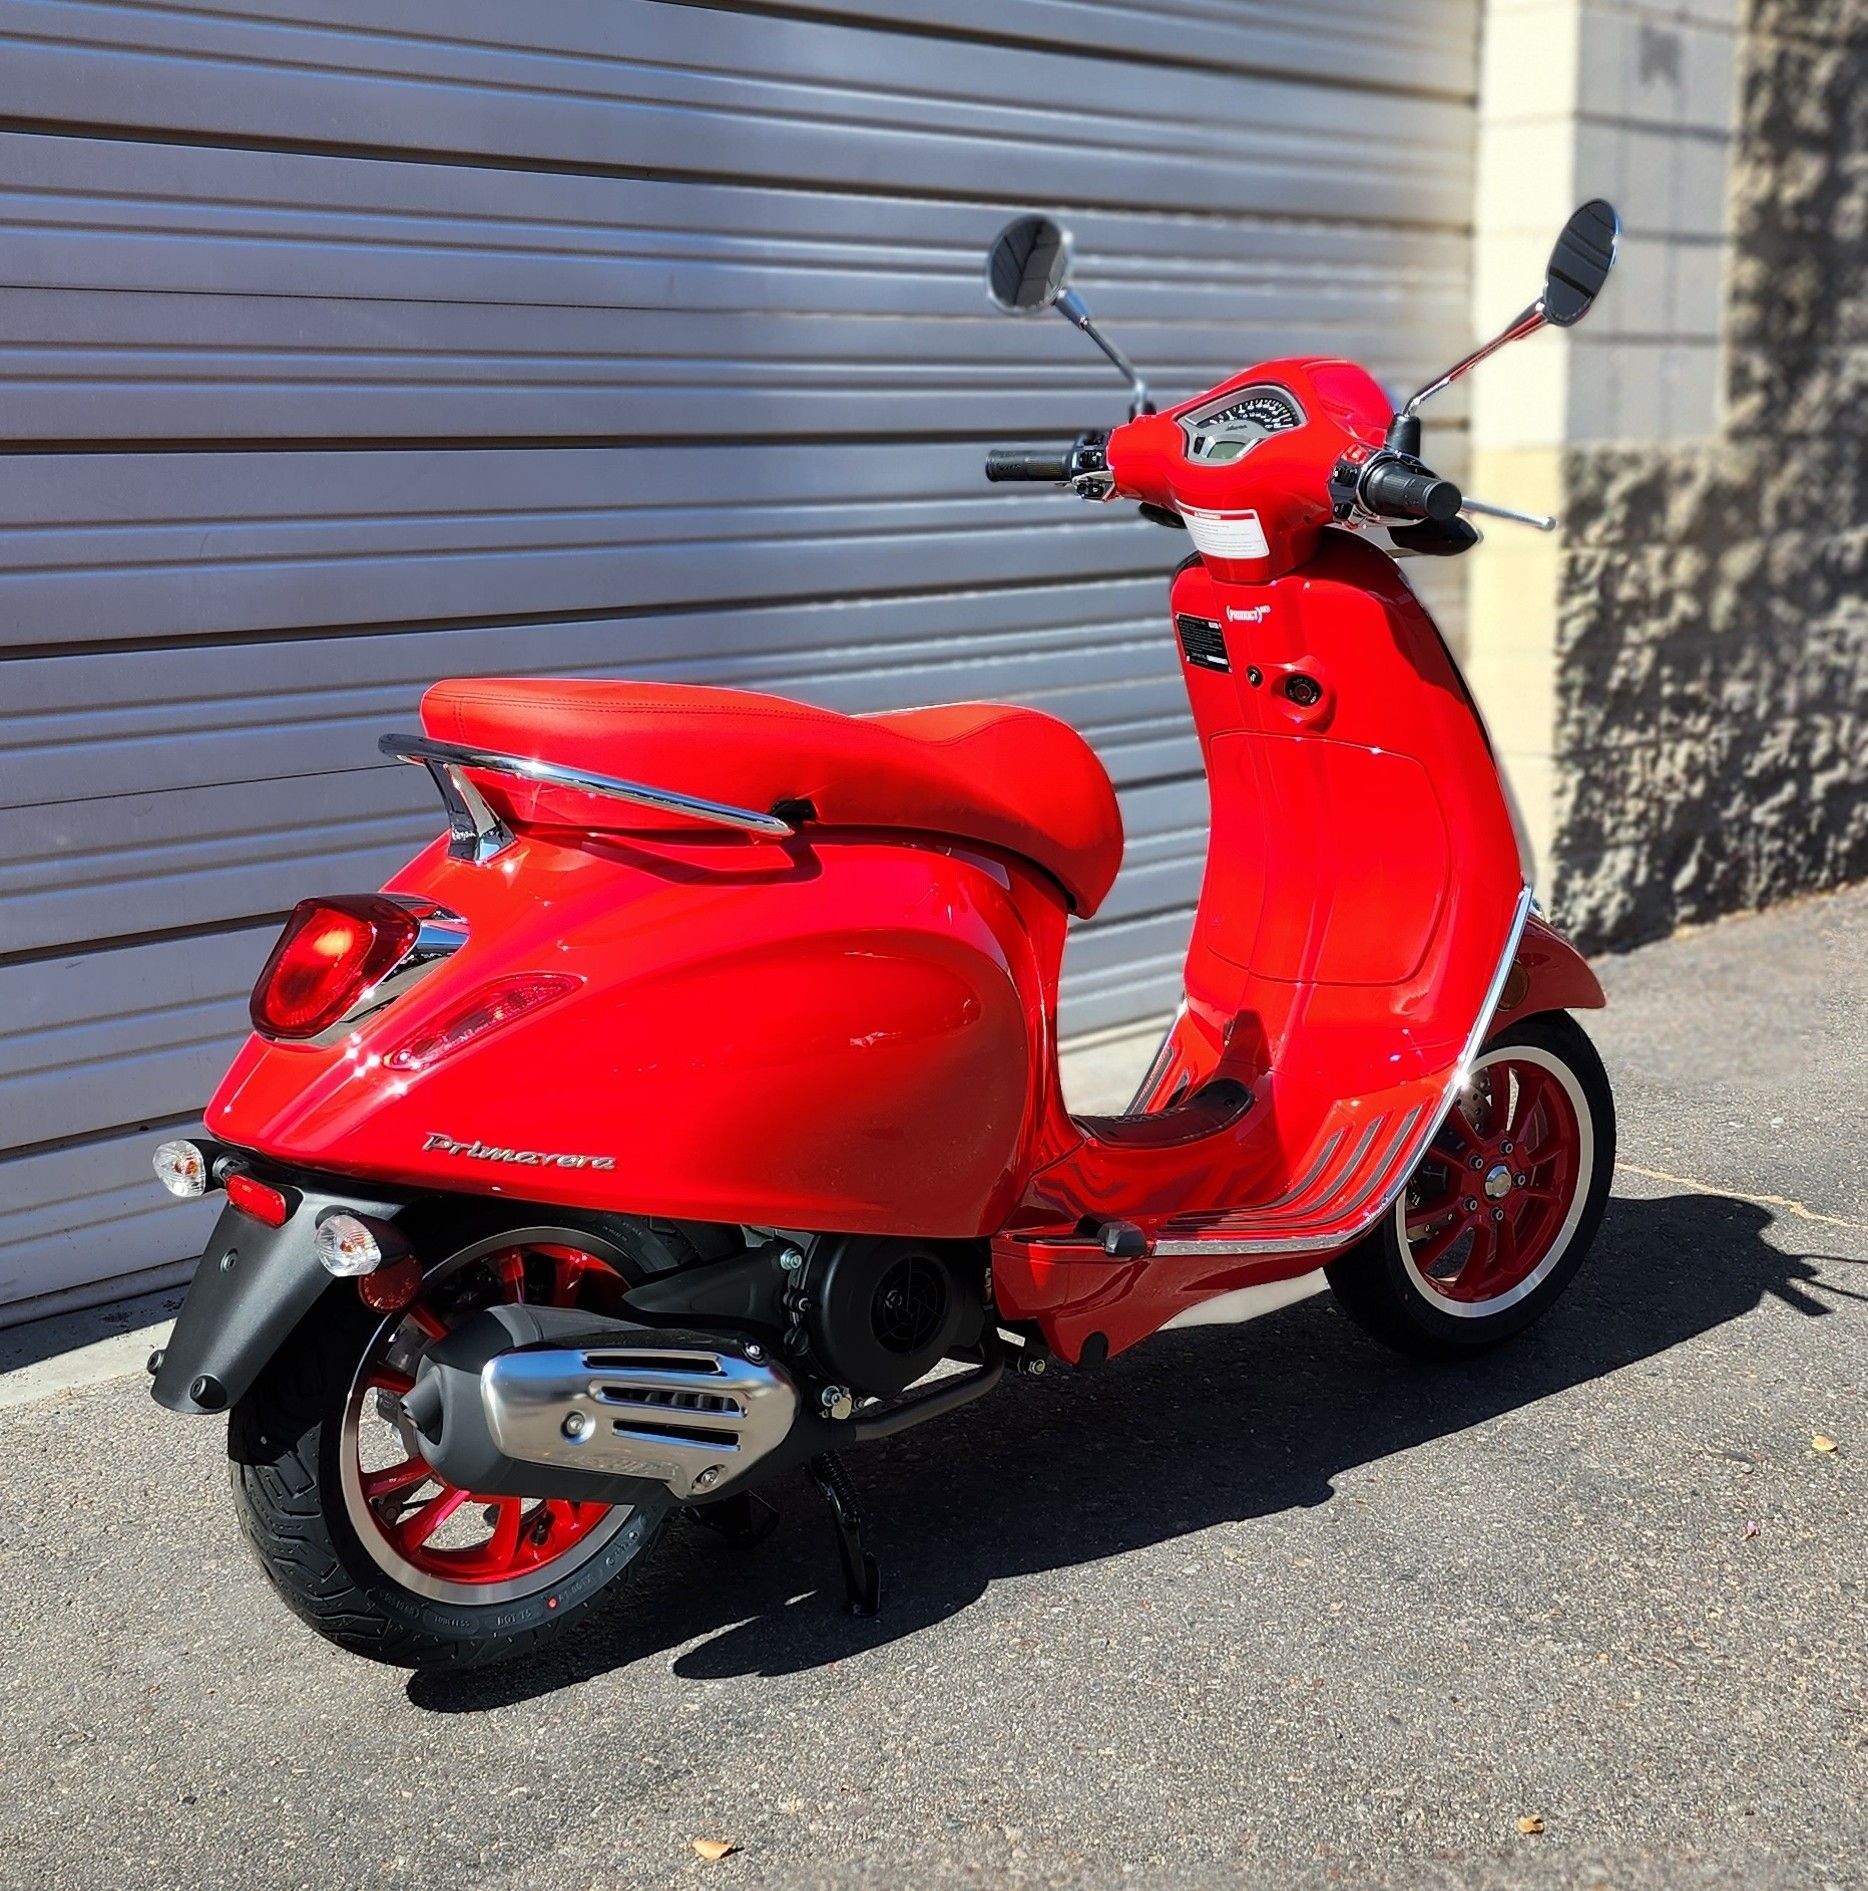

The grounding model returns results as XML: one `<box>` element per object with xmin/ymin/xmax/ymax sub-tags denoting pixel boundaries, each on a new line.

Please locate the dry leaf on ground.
<box><xmin>1516</xmin><ymin>1816</ymin><xmax>1546</xmax><ymax>1836</ymax></box>
<box><xmin>692</xmin><ymin>1838</ymin><xmax>739</xmax><ymax>1862</ymax></box>
<box><xmin>1812</xmin><ymin>1434</ymin><xmax>1838</xmax><ymax>1453</ymax></box>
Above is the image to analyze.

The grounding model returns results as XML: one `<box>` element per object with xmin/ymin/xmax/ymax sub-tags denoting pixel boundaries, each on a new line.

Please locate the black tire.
<box><xmin>227</xmin><ymin>1212</ymin><xmax>670</xmax><ymax>1671</ymax></box>
<box><xmin>1326</xmin><ymin>1011</ymin><xmax>1615</xmax><ymax>1360</ymax></box>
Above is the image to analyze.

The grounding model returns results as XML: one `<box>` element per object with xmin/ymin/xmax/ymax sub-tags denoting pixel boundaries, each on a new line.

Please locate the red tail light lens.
<box><xmin>250</xmin><ymin>896</ymin><xmax>421</xmax><ymax>1040</ymax></box>
<box><xmin>225</xmin><ymin>1170</ymin><xmax>291</xmax><ymax>1228</ymax></box>
<box><xmin>384</xmin><ymin>974</ymin><xmax>579</xmax><ymax>1074</ymax></box>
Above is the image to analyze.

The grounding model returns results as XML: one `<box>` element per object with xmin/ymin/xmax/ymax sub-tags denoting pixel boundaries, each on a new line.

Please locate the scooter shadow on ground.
<box><xmin>406</xmin><ymin>1189</ymin><xmax>1863</xmax><ymax>1714</ymax></box>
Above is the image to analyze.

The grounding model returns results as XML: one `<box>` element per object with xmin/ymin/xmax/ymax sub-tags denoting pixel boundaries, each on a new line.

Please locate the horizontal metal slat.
<box><xmin>0</xmin><ymin>1129</ymin><xmax>215</xmax><ymax>1314</ymax></box>
<box><xmin>734</xmin><ymin>0</ymin><xmax>1479</xmax><ymax>94</ymax></box>
<box><xmin>0</xmin><ymin>441</ymin><xmax>1169</xmax><ymax>651</ymax></box>
<box><xmin>0</xmin><ymin>2</ymin><xmax>1477</xmax><ymax>221</ymax></box>
<box><xmin>0</xmin><ymin>928</ymin><xmax>273</xmax><ymax>1150</ymax></box>
<box><xmin>1</xmin><ymin>582</ymin><xmax>1189</xmax><ymax>804</ymax></box>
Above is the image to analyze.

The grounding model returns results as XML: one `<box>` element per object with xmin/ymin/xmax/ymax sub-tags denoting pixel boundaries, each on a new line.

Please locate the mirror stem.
<box><xmin>1056</xmin><ymin>289</ymin><xmax>1154</xmax><ymax>418</ymax></box>
<box><xmin>1399</xmin><ymin>300</ymin><xmax>1546</xmax><ymax>426</ymax></box>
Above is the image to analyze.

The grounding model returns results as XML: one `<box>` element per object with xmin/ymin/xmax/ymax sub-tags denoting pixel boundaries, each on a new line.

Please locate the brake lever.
<box><xmin>1461</xmin><ymin>496</ymin><xmax>1558</xmax><ymax>532</ymax></box>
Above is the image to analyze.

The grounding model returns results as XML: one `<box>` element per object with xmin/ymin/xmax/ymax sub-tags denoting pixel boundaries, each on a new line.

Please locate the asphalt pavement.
<box><xmin>2</xmin><ymin>887</ymin><xmax>1863</xmax><ymax>1891</ymax></box>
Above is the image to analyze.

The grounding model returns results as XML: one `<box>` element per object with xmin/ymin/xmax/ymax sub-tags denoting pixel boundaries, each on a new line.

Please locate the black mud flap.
<box><xmin>150</xmin><ymin>1186</ymin><xmax>405</xmax><ymax>1415</ymax></box>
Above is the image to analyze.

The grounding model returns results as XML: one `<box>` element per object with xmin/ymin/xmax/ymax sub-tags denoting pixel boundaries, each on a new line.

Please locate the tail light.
<box><xmin>225</xmin><ymin>1170</ymin><xmax>291</xmax><ymax>1228</ymax></box>
<box><xmin>384</xmin><ymin>973</ymin><xmax>579</xmax><ymax>1073</ymax></box>
<box><xmin>250</xmin><ymin>896</ymin><xmax>421</xmax><ymax>1041</ymax></box>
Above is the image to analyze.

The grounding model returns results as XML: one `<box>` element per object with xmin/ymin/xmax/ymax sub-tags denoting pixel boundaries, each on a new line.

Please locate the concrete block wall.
<box><xmin>1557</xmin><ymin>0</ymin><xmax>1868</xmax><ymax>944</ymax></box>
<box><xmin>1466</xmin><ymin>0</ymin><xmax>1866</xmax><ymax>948</ymax></box>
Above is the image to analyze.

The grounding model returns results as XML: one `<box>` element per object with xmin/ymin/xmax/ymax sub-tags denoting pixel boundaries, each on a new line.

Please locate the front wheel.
<box><xmin>1326</xmin><ymin>1011</ymin><xmax>1615</xmax><ymax>1359</ymax></box>
<box><xmin>227</xmin><ymin>1215</ymin><xmax>671</xmax><ymax>1670</ymax></box>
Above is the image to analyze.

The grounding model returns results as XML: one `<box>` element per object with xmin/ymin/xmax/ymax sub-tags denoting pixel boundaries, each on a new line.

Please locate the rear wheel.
<box><xmin>229</xmin><ymin>1215</ymin><xmax>670</xmax><ymax>1670</ymax></box>
<box><xmin>1325</xmin><ymin>1012</ymin><xmax>1615</xmax><ymax>1358</ymax></box>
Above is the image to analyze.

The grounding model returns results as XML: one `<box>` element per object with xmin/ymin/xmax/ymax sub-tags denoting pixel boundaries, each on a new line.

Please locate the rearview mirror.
<box><xmin>1392</xmin><ymin>197</ymin><xmax>1623</xmax><ymax>444</ymax></box>
<box><xmin>1542</xmin><ymin>198</ymin><xmax>1621</xmax><ymax>327</ymax></box>
<box><xmin>985</xmin><ymin>215</ymin><xmax>1074</xmax><ymax>315</ymax></box>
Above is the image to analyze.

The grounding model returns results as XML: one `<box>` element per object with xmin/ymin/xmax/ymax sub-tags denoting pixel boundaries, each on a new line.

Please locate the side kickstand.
<box><xmin>806</xmin><ymin>1451</ymin><xmax>881</xmax><ymax>1618</ymax></box>
<box><xmin>682</xmin><ymin>1489</ymin><xmax>781</xmax><ymax>1550</ymax></box>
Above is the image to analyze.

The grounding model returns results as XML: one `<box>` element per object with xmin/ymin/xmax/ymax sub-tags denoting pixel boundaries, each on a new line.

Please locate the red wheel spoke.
<box><xmin>361</xmin><ymin>1457</ymin><xmax>432</xmax><ymax>1502</ymax></box>
<box><xmin>404</xmin><ymin>1298</ymin><xmax>449</xmax><ymax>1342</ymax></box>
<box><xmin>1508</xmin><ymin>1064</ymin><xmax>1553</xmax><ymax>1143</ymax></box>
<box><xmin>1434</xmin><ymin>1107</ymin><xmax>1481</xmax><ymax>1158</ymax></box>
<box><xmin>1492</xmin><ymin>1215</ymin><xmax>1520</xmax><ymax>1283</ymax></box>
<box><xmin>549</xmin><ymin>1252</ymin><xmax>587</xmax><ymax>1307</ymax></box>
<box><xmin>396</xmin><ymin>1484</ymin><xmax>468</xmax><ymax>1551</ymax></box>
<box><xmin>1451</xmin><ymin>1224</ymin><xmax>1498</xmax><ymax>1294</ymax></box>
<box><xmin>483</xmin><ymin>1498</ymin><xmax>524</xmax><ymax>1570</ymax></box>
<box><xmin>1411</xmin><ymin>1216</ymin><xmax>1468</xmax><ymax>1273</ymax></box>
<box><xmin>354</xmin><ymin>1241</ymin><xmax>623</xmax><ymax>1589</ymax></box>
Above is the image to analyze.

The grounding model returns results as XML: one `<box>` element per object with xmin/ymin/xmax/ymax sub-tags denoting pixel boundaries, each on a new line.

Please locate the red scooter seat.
<box><xmin>420</xmin><ymin>678</ymin><xmax>1125</xmax><ymax>916</ymax></box>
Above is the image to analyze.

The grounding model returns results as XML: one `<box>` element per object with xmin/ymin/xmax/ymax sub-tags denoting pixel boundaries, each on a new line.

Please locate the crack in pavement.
<box><xmin>1616</xmin><ymin>1160</ymin><xmax>1868</xmax><ymax>1236</ymax></box>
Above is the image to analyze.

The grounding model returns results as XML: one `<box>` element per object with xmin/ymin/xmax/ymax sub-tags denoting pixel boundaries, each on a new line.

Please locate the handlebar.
<box><xmin>985</xmin><ymin>447</ymin><xmax>1075</xmax><ymax>483</ymax></box>
<box><xmin>1358</xmin><ymin>457</ymin><xmax>1463</xmax><ymax>523</ymax></box>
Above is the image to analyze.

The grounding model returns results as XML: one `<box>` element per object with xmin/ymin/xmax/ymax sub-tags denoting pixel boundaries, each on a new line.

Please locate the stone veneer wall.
<box><xmin>1551</xmin><ymin>0</ymin><xmax>1868</xmax><ymax>948</ymax></box>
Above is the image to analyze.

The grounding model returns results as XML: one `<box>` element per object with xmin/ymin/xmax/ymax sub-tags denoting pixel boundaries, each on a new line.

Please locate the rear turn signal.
<box><xmin>384</xmin><ymin>973</ymin><xmax>579</xmax><ymax>1074</ymax></box>
<box><xmin>315</xmin><ymin>1213</ymin><xmax>384</xmax><ymax>1277</ymax></box>
<box><xmin>250</xmin><ymin>896</ymin><xmax>421</xmax><ymax>1041</ymax></box>
<box><xmin>152</xmin><ymin>1139</ymin><xmax>209</xmax><ymax>1198</ymax></box>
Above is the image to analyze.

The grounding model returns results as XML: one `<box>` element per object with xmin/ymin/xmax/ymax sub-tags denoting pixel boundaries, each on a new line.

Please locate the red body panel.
<box><xmin>211</xmin><ymin>832</ymin><xmax>1060</xmax><ymax>1239</ymax></box>
<box><xmin>208</xmin><ymin>351</ymin><xmax>1601</xmax><ymax>1364</ymax></box>
<box><xmin>1108</xmin><ymin>356</ymin><xmax>1391</xmax><ymax>580</ymax></box>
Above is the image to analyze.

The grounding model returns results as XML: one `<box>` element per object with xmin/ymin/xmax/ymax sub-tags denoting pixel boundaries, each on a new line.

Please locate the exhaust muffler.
<box><xmin>402</xmin><ymin>1304</ymin><xmax>803</xmax><ymax>1506</ymax></box>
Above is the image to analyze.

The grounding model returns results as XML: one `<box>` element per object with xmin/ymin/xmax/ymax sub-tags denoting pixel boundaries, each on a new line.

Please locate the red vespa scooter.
<box><xmin>148</xmin><ymin>203</ymin><xmax>1621</xmax><ymax>1670</ymax></box>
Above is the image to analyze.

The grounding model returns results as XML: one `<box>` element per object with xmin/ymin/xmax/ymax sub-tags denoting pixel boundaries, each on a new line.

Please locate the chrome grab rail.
<box><xmin>380</xmin><ymin>732</ymin><xmax>796</xmax><ymax>864</ymax></box>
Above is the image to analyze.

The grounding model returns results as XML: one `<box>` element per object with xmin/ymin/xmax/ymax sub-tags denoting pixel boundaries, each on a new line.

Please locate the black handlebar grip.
<box><xmin>985</xmin><ymin>447</ymin><xmax>1073</xmax><ymax>483</ymax></box>
<box><xmin>1360</xmin><ymin>459</ymin><xmax>1463</xmax><ymax>523</ymax></box>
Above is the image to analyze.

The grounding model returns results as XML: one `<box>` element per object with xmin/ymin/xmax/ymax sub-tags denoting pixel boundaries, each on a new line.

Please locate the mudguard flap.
<box><xmin>150</xmin><ymin>1185</ymin><xmax>404</xmax><ymax>1415</ymax></box>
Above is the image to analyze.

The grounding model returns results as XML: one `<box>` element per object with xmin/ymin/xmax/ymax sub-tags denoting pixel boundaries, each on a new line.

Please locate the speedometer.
<box><xmin>1179</xmin><ymin>384</ymin><xmax>1305</xmax><ymax>463</ymax></box>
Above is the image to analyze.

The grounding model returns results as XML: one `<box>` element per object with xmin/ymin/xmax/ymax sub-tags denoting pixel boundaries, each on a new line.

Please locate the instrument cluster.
<box><xmin>1179</xmin><ymin>383</ymin><xmax>1305</xmax><ymax>465</ymax></box>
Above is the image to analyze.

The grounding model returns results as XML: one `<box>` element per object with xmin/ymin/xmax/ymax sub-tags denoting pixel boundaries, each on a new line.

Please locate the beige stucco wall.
<box><xmin>1466</xmin><ymin>0</ymin><xmax>1742</xmax><ymax>915</ymax></box>
<box><xmin>1463</xmin><ymin>0</ymin><xmax>1865</xmax><ymax>946</ymax></box>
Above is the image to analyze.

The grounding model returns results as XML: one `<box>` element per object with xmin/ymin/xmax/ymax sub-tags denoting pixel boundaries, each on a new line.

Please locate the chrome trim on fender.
<box><xmin>1149</xmin><ymin>887</ymin><xmax>1535</xmax><ymax>1259</ymax></box>
<box><xmin>382</xmin><ymin>732</ymin><xmax>796</xmax><ymax>855</ymax></box>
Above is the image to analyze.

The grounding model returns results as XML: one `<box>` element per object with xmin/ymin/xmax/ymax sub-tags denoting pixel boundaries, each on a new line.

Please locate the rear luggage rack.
<box><xmin>380</xmin><ymin>732</ymin><xmax>796</xmax><ymax>863</ymax></box>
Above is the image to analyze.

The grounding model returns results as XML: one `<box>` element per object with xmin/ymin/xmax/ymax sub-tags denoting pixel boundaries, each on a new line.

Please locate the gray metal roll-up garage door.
<box><xmin>0</xmin><ymin>0</ymin><xmax>1480</xmax><ymax>1319</ymax></box>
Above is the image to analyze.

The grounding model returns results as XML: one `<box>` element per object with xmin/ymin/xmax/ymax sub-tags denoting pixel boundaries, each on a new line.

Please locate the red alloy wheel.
<box><xmin>340</xmin><ymin>1240</ymin><xmax>631</xmax><ymax>1602</ymax></box>
<box><xmin>1397</xmin><ymin>1044</ymin><xmax>1592</xmax><ymax>1315</ymax></box>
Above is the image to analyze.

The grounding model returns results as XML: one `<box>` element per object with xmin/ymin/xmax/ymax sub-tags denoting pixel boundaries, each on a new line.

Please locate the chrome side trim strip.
<box><xmin>1325</xmin><ymin>1104</ymin><xmax>1425</xmax><ymax>1224</ymax></box>
<box><xmin>382</xmin><ymin>732</ymin><xmax>796</xmax><ymax>852</ymax></box>
<box><xmin>1149</xmin><ymin>888</ymin><xmax>1534</xmax><ymax>1259</ymax></box>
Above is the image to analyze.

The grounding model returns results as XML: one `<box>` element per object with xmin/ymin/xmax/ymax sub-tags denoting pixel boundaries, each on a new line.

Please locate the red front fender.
<box><xmin>1492</xmin><ymin>914</ymin><xmax>1605</xmax><ymax>1027</ymax></box>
